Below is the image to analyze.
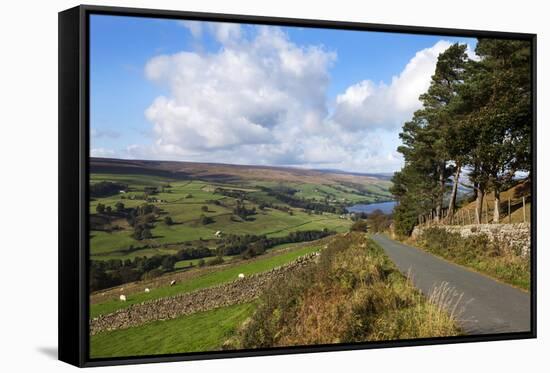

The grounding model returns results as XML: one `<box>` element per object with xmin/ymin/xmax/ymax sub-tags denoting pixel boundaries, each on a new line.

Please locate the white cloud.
<box><xmin>179</xmin><ymin>20</ymin><xmax>203</xmax><ymax>38</ymax></box>
<box><xmin>91</xmin><ymin>148</ymin><xmax>116</xmax><ymax>158</ymax></box>
<box><xmin>210</xmin><ymin>22</ymin><xmax>241</xmax><ymax>44</ymax></box>
<box><xmin>138</xmin><ymin>25</ymin><xmax>456</xmax><ymax>173</ymax></box>
<box><xmin>144</xmin><ymin>25</ymin><xmax>335</xmax><ymax>156</ymax></box>
<box><xmin>466</xmin><ymin>43</ymin><xmax>480</xmax><ymax>61</ymax></box>
<box><xmin>180</xmin><ymin>21</ymin><xmax>243</xmax><ymax>44</ymax></box>
<box><xmin>332</xmin><ymin>40</ymin><xmax>453</xmax><ymax>131</ymax></box>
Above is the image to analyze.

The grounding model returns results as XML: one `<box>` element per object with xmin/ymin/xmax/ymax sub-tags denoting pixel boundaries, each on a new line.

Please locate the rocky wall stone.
<box><xmin>411</xmin><ymin>223</ymin><xmax>531</xmax><ymax>256</ymax></box>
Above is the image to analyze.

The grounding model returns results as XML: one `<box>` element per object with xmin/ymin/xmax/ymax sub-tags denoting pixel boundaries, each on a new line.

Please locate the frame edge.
<box><xmin>58</xmin><ymin>5</ymin><xmax>85</xmax><ymax>368</ymax></box>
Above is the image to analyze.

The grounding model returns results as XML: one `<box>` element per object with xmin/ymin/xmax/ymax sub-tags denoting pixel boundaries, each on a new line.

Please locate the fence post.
<box><xmin>485</xmin><ymin>199</ymin><xmax>490</xmax><ymax>224</ymax></box>
<box><xmin>508</xmin><ymin>197</ymin><xmax>512</xmax><ymax>224</ymax></box>
<box><xmin>523</xmin><ymin>196</ymin><xmax>526</xmax><ymax>223</ymax></box>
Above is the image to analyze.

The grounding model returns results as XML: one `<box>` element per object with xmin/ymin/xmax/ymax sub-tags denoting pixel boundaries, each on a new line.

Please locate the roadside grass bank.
<box><xmin>226</xmin><ymin>232</ymin><xmax>461</xmax><ymax>349</ymax></box>
<box><xmin>90</xmin><ymin>302</ymin><xmax>255</xmax><ymax>358</ymax></box>
<box><xmin>414</xmin><ymin>227</ymin><xmax>530</xmax><ymax>291</ymax></box>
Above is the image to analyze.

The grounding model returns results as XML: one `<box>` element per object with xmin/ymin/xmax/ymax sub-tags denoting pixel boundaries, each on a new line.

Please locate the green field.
<box><xmin>91</xmin><ymin>244</ymin><xmax>321</xmax><ymax>318</ymax></box>
<box><xmin>90</xmin><ymin>302</ymin><xmax>255</xmax><ymax>358</ymax></box>
<box><xmin>90</xmin><ymin>173</ymin><xmax>365</xmax><ymax>259</ymax></box>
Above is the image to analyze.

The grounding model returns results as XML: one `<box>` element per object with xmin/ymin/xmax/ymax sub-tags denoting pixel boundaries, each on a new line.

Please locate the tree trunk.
<box><xmin>472</xmin><ymin>182</ymin><xmax>479</xmax><ymax>202</ymax></box>
<box><xmin>475</xmin><ymin>186</ymin><xmax>484</xmax><ymax>224</ymax></box>
<box><xmin>493</xmin><ymin>189</ymin><xmax>500</xmax><ymax>223</ymax></box>
<box><xmin>435</xmin><ymin>161</ymin><xmax>446</xmax><ymax>222</ymax></box>
<box><xmin>472</xmin><ymin>163</ymin><xmax>479</xmax><ymax>202</ymax></box>
<box><xmin>446</xmin><ymin>164</ymin><xmax>461</xmax><ymax>222</ymax></box>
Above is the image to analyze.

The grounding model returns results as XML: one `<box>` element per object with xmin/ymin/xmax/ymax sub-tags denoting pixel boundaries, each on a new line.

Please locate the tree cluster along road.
<box><xmin>371</xmin><ymin>234</ymin><xmax>530</xmax><ymax>334</ymax></box>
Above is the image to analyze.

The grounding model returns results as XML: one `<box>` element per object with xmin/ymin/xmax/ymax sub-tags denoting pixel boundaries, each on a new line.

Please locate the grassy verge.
<box><xmin>90</xmin><ymin>302</ymin><xmax>255</xmax><ymax>358</ymax></box>
<box><xmin>415</xmin><ymin>227</ymin><xmax>530</xmax><ymax>290</ymax></box>
<box><xmin>227</xmin><ymin>232</ymin><xmax>460</xmax><ymax>349</ymax></box>
<box><xmin>90</xmin><ymin>244</ymin><xmax>321</xmax><ymax>318</ymax></box>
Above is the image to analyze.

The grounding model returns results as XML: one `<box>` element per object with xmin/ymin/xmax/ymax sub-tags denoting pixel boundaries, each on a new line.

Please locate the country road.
<box><xmin>371</xmin><ymin>234</ymin><xmax>531</xmax><ymax>335</ymax></box>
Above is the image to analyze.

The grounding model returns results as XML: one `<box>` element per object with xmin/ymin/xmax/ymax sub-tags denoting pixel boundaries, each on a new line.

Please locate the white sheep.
<box><xmin>119</xmin><ymin>294</ymin><xmax>126</xmax><ymax>302</ymax></box>
<box><xmin>238</xmin><ymin>273</ymin><xmax>245</xmax><ymax>279</ymax></box>
<box><xmin>170</xmin><ymin>280</ymin><xmax>176</xmax><ymax>286</ymax></box>
<box><xmin>144</xmin><ymin>288</ymin><xmax>150</xmax><ymax>293</ymax></box>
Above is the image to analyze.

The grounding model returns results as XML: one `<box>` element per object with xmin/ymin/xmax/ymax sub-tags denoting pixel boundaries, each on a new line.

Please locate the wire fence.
<box><xmin>418</xmin><ymin>196</ymin><xmax>530</xmax><ymax>226</ymax></box>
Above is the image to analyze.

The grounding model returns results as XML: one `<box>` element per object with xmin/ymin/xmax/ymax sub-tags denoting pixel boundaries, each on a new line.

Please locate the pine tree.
<box><xmin>457</xmin><ymin>39</ymin><xmax>531</xmax><ymax>223</ymax></box>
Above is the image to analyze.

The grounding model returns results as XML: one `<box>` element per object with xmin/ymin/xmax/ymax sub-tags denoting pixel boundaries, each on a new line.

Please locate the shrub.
<box><xmin>207</xmin><ymin>256</ymin><xmax>225</xmax><ymax>266</ymax></box>
<box><xmin>161</xmin><ymin>256</ymin><xmax>176</xmax><ymax>271</ymax></box>
<box><xmin>350</xmin><ymin>220</ymin><xmax>368</xmax><ymax>232</ymax></box>
<box><xmin>90</xmin><ymin>181</ymin><xmax>127</xmax><ymax>198</ymax></box>
<box><xmin>96</xmin><ymin>203</ymin><xmax>106</xmax><ymax>214</ymax></box>
<box><xmin>141</xmin><ymin>268</ymin><xmax>164</xmax><ymax>281</ymax></box>
<box><xmin>200</xmin><ymin>215</ymin><xmax>214</xmax><ymax>225</ymax></box>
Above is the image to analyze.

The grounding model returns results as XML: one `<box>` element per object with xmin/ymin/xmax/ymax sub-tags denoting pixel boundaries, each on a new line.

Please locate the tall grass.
<box><xmin>226</xmin><ymin>232</ymin><xmax>461</xmax><ymax>349</ymax></box>
<box><xmin>416</xmin><ymin>228</ymin><xmax>530</xmax><ymax>290</ymax></box>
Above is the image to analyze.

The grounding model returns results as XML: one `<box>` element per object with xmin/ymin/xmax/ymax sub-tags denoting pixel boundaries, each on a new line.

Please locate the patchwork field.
<box><xmin>89</xmin><ymin>159</ymin><xmax>391</xmax><ymax>261</ymax></box>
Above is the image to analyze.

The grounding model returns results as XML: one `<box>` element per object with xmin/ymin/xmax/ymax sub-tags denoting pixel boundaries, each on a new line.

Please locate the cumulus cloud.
<box><xmin>332</xmin><ymin>40</ymin><xmax>453</xmax><ymax>131</ymax></box>
<box><xmin>91</xmin><ymin>148</ymin><xmax>116</xmax><ymax>158</ymax></box>
<box><xmin>138</xmin><ymin>24</ymin><xmax>455</xmax><ymax>172</ymax></box>
<box><xmin>144</xmin><ymin>24</ymin><xmax>335</xmax><ymax>157</ymax></box>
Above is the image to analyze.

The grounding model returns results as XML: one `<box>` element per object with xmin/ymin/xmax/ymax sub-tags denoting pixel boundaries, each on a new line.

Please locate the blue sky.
<box><xmin>90</xmin><ymin>14</ymin><xmax>476</xmax><ymax>173</ymax></box>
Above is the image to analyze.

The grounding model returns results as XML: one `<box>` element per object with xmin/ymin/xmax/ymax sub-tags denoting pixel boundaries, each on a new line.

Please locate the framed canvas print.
<box><xmin>58</xmin><ymin>4</ymin><xmax>536</xmax><ymax>367</ymax></box>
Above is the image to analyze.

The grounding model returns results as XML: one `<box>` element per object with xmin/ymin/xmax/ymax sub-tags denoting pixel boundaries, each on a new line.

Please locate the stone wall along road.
<box><xmin>412</xmin><ymin>223</ymin><xmax>531</xmax><ymax>256</ymax></box>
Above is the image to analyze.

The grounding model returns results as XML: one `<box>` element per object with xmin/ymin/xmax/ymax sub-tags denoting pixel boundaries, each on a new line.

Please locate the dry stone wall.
<box><xmin>90</xmin><ymin>252</ymin><xmax>318</xmax><ymax>335</ymax></box>
<box><xmin>412</xmin><ymin>223</ymin><xmax>531</xmax><ymax>256</ymax></box>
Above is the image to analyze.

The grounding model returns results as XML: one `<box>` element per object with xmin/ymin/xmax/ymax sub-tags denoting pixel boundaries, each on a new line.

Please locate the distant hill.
<box><xmin>90</xmin><ymin>157</ymin><xmax>392</xmax><ymax>187</ymax></box>
<box><xmin>316</xmin><ymin>169</ymin><xmax>394</xmax><ymax>181</ymax></box>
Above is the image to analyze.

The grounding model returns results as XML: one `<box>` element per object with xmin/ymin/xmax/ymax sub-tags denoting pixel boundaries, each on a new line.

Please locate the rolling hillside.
<box><xmin>90</xmin><ymin>157</ymin><xmax>393</xmax><ymax>189</ymax></box>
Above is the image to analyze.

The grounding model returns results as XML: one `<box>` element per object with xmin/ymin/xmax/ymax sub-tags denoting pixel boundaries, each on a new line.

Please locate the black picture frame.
<box><xmin>59</xmin><ymin>4</ymin><xmax>537</xmax><ymax>367</ymax></box>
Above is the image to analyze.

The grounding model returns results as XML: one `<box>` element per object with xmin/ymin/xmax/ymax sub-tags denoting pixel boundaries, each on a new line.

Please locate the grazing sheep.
<box><xmin>119</xmin><ymin>295</ymin><xmax>126</xmax><ymax>302</ymax></box>
<box><xmin>170</xmin><ymin>280</ymin><xmax>176</xmax><ymax>286</ymax></box>
<box><xmin>238</xmin><ymin>273</ymin><xmax>245</xmax><ymax>279</ymax></box>
<box><xmin>144</xmin><ymin>288</ymin><xmax>150</xmax><ymax>293</ymax></box>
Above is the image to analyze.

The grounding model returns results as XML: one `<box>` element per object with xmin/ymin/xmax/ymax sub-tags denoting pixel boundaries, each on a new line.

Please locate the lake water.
<box><xmin>346</xmin><ymin>201</ymin><xmax>397</xmax><ymax>215</ymax></box>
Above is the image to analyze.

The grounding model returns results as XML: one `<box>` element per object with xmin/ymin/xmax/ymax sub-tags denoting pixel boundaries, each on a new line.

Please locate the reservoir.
<box><xmin>346</xmin><ymin>201</ymin><xmax>397</xmax><ymax>215</ymax></box>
